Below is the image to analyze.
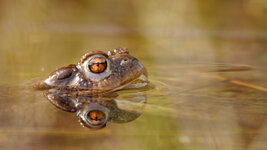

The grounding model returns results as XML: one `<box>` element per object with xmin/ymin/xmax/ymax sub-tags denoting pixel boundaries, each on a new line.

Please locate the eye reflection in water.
<box><xmin>44</xmin><ymin>90</ymin><xmax>146</xmax><ymax>129</ymax></box>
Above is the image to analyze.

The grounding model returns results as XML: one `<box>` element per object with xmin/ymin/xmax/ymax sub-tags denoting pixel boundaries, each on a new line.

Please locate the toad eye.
<box><xmin>88</xmin><ymin>57</ymin><xmax>107</xmax><ymax>73</ymax></box>
<box><xmin>87</xmin><ymin>110</ymin><xmax>106</xmax><ymax>126</ymax></box>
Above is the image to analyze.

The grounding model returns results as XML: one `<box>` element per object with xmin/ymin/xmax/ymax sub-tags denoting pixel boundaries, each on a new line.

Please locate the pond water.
<box><xmin>0</xmin><ymin>0</ymin><xmax>267</xmax><ymax>150</ymax></box>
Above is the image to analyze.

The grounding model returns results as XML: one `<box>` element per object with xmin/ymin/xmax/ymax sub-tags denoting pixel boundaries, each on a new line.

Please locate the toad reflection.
<box><xmin>45</xmin><ymin>90</ymin><xmax>146</xmax><ymax>129</ymax></box>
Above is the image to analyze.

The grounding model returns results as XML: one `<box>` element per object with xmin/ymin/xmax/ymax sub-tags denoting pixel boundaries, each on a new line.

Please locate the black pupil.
<box><xmin>91</xmin><ymin>116</ymin><xmax>100</xmax><ymax>121</ymax></box>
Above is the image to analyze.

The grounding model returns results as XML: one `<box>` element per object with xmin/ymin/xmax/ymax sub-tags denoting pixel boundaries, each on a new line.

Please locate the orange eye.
<box><xmin>88</xmin><ymin>57</ymin><xmax>107</xmax><ymax>73</ymax></box>
<box><xmin>87</xmin><ymin>110</ymin><xmax>106</xmax><ymax>126</ymax></box>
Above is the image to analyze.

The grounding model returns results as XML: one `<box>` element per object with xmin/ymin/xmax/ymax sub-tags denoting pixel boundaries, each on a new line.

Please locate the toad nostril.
<box><xmin>120</xmin><ymin>58</ymin><xmax>130</xmax><ymax>66</ymax></box>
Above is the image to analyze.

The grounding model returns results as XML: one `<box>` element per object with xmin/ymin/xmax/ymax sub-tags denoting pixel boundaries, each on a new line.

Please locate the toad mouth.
<box><xmin>110</xmin><ymin>68</ymin><xmax>149</xmax><ymax>92</ymax></box>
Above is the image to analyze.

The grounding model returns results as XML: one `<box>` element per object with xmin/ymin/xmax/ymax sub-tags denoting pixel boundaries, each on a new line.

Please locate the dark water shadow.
<box><xmin>44</xmin><ymin>89</ymin><xmax>146</xmax><ymax>130</ymax></box>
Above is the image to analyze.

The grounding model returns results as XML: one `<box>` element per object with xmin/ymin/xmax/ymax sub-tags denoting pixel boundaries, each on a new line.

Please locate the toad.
<box><xmin>37</xmin><ymin>48</ymin><xmax>148</xmax><ymax>93</ymax></box>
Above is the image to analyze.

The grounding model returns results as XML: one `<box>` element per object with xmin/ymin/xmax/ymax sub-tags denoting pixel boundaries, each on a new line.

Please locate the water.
<box><xmin>0</xmin><ymin>0</ymin><xmax>267</xmax><ymax>150</ymax></box>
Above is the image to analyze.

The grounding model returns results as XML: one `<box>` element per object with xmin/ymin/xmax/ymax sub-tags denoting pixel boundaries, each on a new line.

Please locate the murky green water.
<box><xmin>0</xmin><ymin>0</ymin><xmax>267</xmax><ymax>150</ymax></box>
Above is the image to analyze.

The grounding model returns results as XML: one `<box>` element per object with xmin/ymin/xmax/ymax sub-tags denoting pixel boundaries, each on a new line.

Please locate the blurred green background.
<box><xmin>0</xmin><ymin>0</ymin><xmax>266</xmax><ymax>83</ymax></box>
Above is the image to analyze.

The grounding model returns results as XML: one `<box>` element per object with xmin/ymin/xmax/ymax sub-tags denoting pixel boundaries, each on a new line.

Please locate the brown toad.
<box><xmin>38</xmin><ymin>48</ymin><xmax>148</xmax><ymax>93</ymax></box>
